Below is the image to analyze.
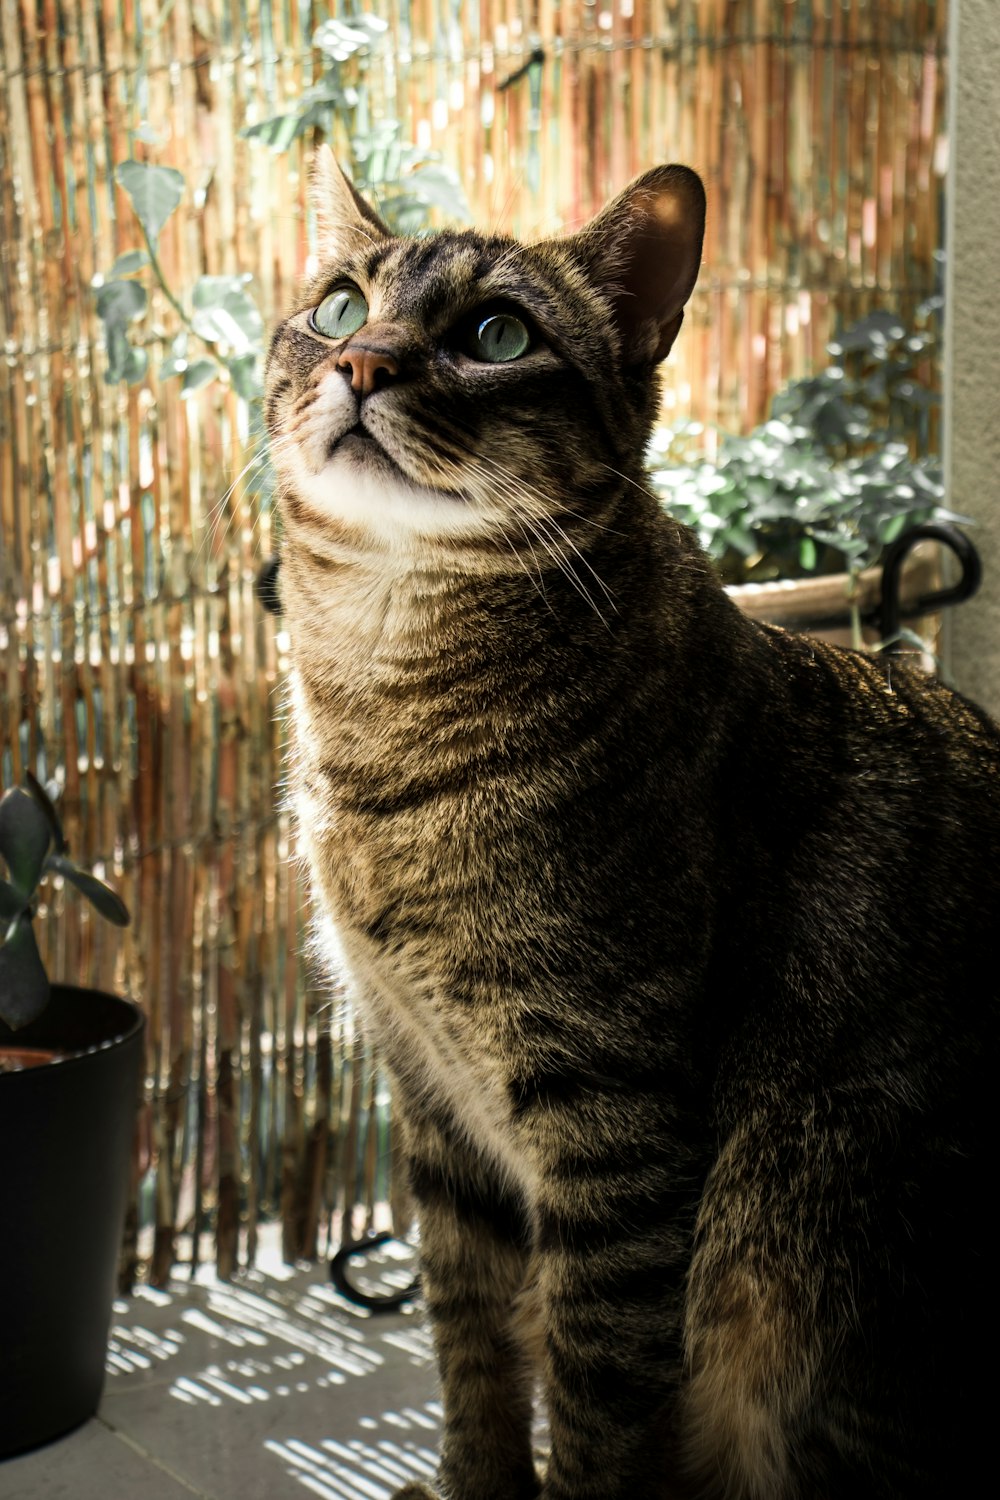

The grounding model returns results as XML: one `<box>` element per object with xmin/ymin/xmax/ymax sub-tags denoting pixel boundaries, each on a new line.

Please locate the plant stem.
<box><xmin>847</xmin><ymin>565</ymin><xmax>864</xmax><ymax>650</ymax></box>
<box><xmin>138</xmin><ymin>220</ymin><xmax>214</xmax><ymax>354</ymax></box>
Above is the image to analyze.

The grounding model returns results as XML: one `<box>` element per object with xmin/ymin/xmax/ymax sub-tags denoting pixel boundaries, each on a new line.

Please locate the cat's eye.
<box><xmin>468</xmin><ymin>312</ymin><xmax>531</xmax><ymax>363</ymax></box>
<box><xmin>311</xmin><ymin>285</ymin><xmax>368</xmax><ymax>339</ymax></box>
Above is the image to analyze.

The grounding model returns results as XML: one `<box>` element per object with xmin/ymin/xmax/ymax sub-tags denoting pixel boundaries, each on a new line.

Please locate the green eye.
<box><xmin>311</xmin><ymin>285</ymin><xmax>368</xmax><ymax>339</ymax></box>
<box><xmin>468</xmin><ymin>312</ymin><xmax>531</xmax><ymax>363</ymax></box>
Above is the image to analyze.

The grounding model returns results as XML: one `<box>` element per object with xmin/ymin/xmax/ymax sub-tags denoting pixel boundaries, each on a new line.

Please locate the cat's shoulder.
<box><xmin>751</xmin><ymin>621</ymin><xmax>1000</xmax><ymax>761</ymax></box>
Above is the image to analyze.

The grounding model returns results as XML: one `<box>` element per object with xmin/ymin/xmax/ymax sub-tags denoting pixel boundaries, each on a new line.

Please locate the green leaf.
<box><xmin>830</xmin><ymin>310</ymin><xmax>907</xmax><ymax>356</ymax></box>
<box><xmin>0</xmin><ymin>788</ymin><xmax>51</xmax><ymax>899</ymax></box>
<box><xmin>159</xmin><ymin>353</ymin><xmax>188</xmax><ymax>381</ymax></box>
<box><xmin>382</xmin><ymin>166</ymin><xmax>470</xmax><ymax>230</ymax></box>
<box><xmin>0</xmin><ymin>877</ymin><xmax>25</xmax><ymax>920</ymax></box>
<box><xmin>104</xmin><ymin>327</ymin><xmax>148</xmax><ymax>386</ymax></box>
<box><xmin>0</xmin><ymin>915</ymin><xmax>50</xmax><ymax>1029</ymax></box>
<box><xmin>115</xmin><ymin>159</ymin><xmax>185</xmax><ymax>246</ymax></box>
<box><xmin>798</xmin><ymin>536</ymin><xmax>818</xmax><ymax>571</ymax></box>
<box><xmin>226</xmin><ymin>353</ymin><xmax>263</xmax><ymax>401</ymax></box>
<box><xmin>47</xmin><ymin>854</ymin><xmax>130</xmax><ymax>927</ymax></box>
<box><xmin>109</xmin><ymin>248</ymin><xmax>150</xmax><ymax>277</ymax></box>
<box><xmin>811</xmin><ymin>529</ymin><xmax>855</xmax><ymax>551</ymax></box>
<box><xmin>313</xmin><ymin>15</ymin><xmax>387</xmax><ymax>62</ymax></box>
<box><xmin>181</xmin><ymin>357</ymin><xmax>219</xmax><ymax>395</ymax></box>
<box><xmin>133</xmin><ymin>121</ymin><xmax>164</xmax><ymax>146</ymax></box>
<box><xmin>24</xmin><ymin>770</ymin><xmax>68</xmax><ymax>852</ymax></box>
<box><xmin>879</xmin><ymin>513</ymin><xmax>909</xmax><ymax>544</ymax></box>
<box><xmin>242</xmin><ymin>110</ymin><xmax>311</xmax><ymax>152</ymax></box>
<box><xmin>190</xmin><ymin>276</ymin><xmax>264</xmax><ymax>352</ymax></box>
<box><xmin>241</xmin><ymin>83</ymin><xmax>346</xmax><ymax>151</ymax></box>
<box><xmin>95</xmin><ymin>278</ymin><xmax>148</xmax><ymax>326</ymax></box>
<box><xmin>122</xmin><ymin>344</ymin><xmax>148</xmax><ymax>386</ymax></box>
<box><xmin>718</xmin><ymin>524</ymin><xmax>758</xmax><ymax>558</ymax></box>
<box><xmin>95</xmin><ymin>277</ymin><xmax>149</xmax><ymax>387</ymax></box>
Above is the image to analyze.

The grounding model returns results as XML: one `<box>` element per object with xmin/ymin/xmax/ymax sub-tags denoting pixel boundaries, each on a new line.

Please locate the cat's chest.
<box><xmin>328</xmin><ymin>914</ymin><xmax>538</xmax><ymax>1193</ymax></box>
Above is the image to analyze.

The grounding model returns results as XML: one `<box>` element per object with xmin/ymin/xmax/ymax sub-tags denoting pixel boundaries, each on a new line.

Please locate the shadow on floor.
<box><xmin>0</xmin><ymin>1244</ymin><xmax>441</xmax><ymax>1500</ymax></box>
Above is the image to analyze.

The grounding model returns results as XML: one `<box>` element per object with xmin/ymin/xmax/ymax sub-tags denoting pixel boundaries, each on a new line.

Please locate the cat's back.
<box><xmin>711</xmin><ymin>619</ymin><xmax>1000</xmax><ymax>1110</ymax></box>
<box><xmin>742</xmin><ymin>622</ymin><xmax>1000</xmax><ymax>821</ymax></box>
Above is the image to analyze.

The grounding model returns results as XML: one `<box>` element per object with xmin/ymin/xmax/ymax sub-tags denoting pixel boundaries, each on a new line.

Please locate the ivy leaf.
<box><xmin>242</xmin><ymin>110</ymin><xmax>310</xmax><ymax>152</ymax></box>
<box><xmin>227</xmin><ymin>353</ymin><xmax>263</xmax><ymax>401</ymax></box>
<box><xmin>109</xmin><ymin>248</ymin><xmax>150</xmax><ymax>277</ymax></box>
<box><xmin>798</xmin><ymin>536</ymin><xmax>818</xmax><ymax>572</ymax></box>
<box><xmin>190</xmin><ymin>276</ymin><xmax>264</xmax><ymax>352</ymax></box>
<box><xmin>409</xmin><ymin>163</ymin><xmax>468</xmax><ymax>215</ymax></box>
<box><xmin>95</xmin><ymin>276</ymin><xmax>149</xmax><ymax>386</ymax></box>
<box><xmin>383</xmin><ymin>162</ymin><xmax>470</xmax><ymax>230</ymax></box>
<box><xmin>180</xmin><ymin>357</ymin><xmax>220</xmax><ymax>395</ymax></box>
<box><xmin>878</xmin><ymin>513</ymin><xmax>909</xmax><ymax>544</ymax></box>
<box><xmin>115</xmin><ymin>159</ymin><xmax>185</xmax><ymax>246</ymax></box>
<box><xmin>133</xmin><ymin>121</ymin><xmax>164</xmax><ymax>147</ymax></box>
<box><xmin>874</xmin><ymin>627</ymin><xmax>937</xmax><ymax>660</ymax></box>
<box><xmin>0</xmin><ymin>915</ymin><xmax>50</xmax><ymax>1030</ymax></box>
<box><xmin>104</xmin><ymin>327</ymin><xmax>148</xmax><ymax>386</ymax></box>
<box><xmin>828</xmin><ymin>312</ymin><xmax>905</xmax><ymax>356</ymax></box>
<box><xmin>159</xmin><ymin>353</ymin><xmax>189</xmax><ymax>381</ymax></box>
<box><xmin>242</xmin><ymin>84</ymin><xmax>346</xmax><ymax>150</ymax></box>
<box><xmin>95</xmin><ymin>279</ymin><xmax>147</xmax><ymax>325</ymax></box>
<box><xmin>313</xmin><ymin>15</ymin><xmax>387</xmax><ymax>62</ymax></box>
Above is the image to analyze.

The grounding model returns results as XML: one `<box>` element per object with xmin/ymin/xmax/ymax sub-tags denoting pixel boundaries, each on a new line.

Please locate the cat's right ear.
<box><xmin>567</xmin><ymin>165</ymin><xmax>706</xmax><ymax>367</ymax></box>
<box><xmin>310</xmin><ymin>145</ymin><xmax>392</xmax><ymax>259</ymax></box>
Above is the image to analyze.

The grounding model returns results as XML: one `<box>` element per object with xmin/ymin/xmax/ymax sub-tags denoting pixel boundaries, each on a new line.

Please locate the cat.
<box><xmin>264</xmin><ymin>145</ymin><xmax>997</xmax><ymax>1500</ymax></box>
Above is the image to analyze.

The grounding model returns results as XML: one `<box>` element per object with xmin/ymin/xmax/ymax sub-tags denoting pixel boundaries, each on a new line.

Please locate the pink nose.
<box><xmin>336</xmin><ymin>345</ymin><xmax>400</xmax><ymax>397</ymax></box>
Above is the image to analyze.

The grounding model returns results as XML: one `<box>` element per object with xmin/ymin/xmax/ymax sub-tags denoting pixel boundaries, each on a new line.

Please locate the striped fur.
<box><xmin>266</xmin><ymin>150</ymin><xmax>998</xmax><ymax>1499</ymax></box>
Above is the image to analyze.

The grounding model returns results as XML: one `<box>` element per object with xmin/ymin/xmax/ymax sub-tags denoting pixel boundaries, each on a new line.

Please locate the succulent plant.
<box><xmin>0</xmin><ymin>773</ymin><xmax>129</xmax><ymax>1030</ymax></box>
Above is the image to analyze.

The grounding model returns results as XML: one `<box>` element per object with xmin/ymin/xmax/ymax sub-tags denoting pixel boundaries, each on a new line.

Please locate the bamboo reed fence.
<box><xmin>0</xmin><ymin>0</ymin><xmax>948</xmax><ymax>1282</ymax></box>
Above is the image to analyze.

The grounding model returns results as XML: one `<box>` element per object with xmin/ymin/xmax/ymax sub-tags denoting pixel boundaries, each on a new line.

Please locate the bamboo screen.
<box><xmin>0</xmin><ymin>0</ymin><xmax>948</xmax><ymax>1281</ymax></box>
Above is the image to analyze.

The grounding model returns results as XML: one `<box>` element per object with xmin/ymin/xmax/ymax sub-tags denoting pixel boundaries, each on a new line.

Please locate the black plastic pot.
<box><xmin>0</xmin><ymin>985</ymin><xmax>144</xmax><ymax>1458</ymax></box>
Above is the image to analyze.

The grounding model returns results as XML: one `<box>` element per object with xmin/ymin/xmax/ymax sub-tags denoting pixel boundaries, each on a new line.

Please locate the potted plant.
<box><xmin>0</xmin><ymin>772</ymin><xmax>143</xmax><ymax>1458</ymax></box>
<box><xmin>647</xmin><ymin>302</ymin><xmax>968</xmax><ymax>650</ymax></box>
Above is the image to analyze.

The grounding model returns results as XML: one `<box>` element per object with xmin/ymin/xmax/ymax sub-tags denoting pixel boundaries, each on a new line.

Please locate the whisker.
<box><xmin>473</xmin><ymin>464</ymin><xmax>616</xmax><ymax>623</ymax></box>
<box><xmin>459</xmin><ymin>470</ymin><xmax>554</xmax><ymax>615</ymax></box>
<box><xmin>599</xmin><ymin>460</ymin><xmax>662</xmax><ymax>506</ymax></box>
<box><xmin>498</xmin><ymin>490</ymin><xmax>610</xmax><ymax>627</ymax></box>
<box><xmin>198</xmin><ymin>435</ymin><xmax>296</xmax><ymax>565</ymax></box>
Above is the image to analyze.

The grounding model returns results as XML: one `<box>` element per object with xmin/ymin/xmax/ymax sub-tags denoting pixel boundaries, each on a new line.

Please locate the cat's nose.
<box><xmin>336</xmin><ymin>343</ymin><xmax>400</xmax><ymax>397</ymax></box>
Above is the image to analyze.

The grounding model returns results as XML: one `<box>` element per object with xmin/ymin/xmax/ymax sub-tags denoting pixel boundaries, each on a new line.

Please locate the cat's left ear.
<box><xmin>569</xmin><ymin>165</ymin><xmax>706</xmax><ymax>366</ymax></box>
<box><xmin>310</xmin><ymin>145</ymin><xmax>392</xmax><ymax>258</ymax></box>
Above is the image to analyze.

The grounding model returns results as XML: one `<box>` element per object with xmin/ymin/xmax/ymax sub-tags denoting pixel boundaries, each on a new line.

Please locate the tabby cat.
<box><xmin>265</xmin><ymin>146</ymin><xmax>997</xmax><ymax>1499</ymax></box>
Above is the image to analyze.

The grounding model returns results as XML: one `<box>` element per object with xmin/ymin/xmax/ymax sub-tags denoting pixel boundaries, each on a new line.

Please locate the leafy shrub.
<box><xmin>648</xmin><ymin>298</ymin><xmax>963</xmax><ymax>585</ymax></box>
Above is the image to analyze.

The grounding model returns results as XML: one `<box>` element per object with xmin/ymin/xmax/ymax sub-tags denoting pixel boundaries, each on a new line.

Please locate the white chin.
<box><xmin>295</xmin><ymin>450</ymin><xmax>497</xmax><ymax>545</ymax></box>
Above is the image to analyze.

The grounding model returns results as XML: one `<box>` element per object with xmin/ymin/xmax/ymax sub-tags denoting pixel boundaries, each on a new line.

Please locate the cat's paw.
<box><xmin>390</xmin><ymin>1486</ymin><xmax>439</xmax><ymax>1499</ymax></box>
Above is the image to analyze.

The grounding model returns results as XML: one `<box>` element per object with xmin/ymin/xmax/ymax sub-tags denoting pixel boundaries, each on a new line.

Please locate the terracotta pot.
<box><xmin>0</xmin><ymin>986</ymin><xmax>144</xmax><ymax>1457</ymax></box>
<box><xmin>728</xmin><ymin>547</ymin><xmax>940</xmax><ymax>652</ymax></box>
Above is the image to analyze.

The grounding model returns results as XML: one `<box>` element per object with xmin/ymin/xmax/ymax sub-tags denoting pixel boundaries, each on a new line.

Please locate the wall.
<box><xmin>945</xmin><ymin>0</ymin><xmax>1000</xmax><ymax>718</ymax></box>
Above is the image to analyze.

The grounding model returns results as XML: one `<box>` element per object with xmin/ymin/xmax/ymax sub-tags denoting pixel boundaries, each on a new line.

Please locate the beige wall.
<box><xmin>945</xmin><ymin>0</ymin><xmax>1000</xmax><ymax>718</ymax></box>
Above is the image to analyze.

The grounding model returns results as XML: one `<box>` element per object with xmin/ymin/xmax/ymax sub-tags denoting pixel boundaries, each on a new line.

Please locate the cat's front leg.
<box><xmin>532</xmin><ymin>1119</ymin><xmax>701</xmax><ymax>1500</ymax></box>
<box><xmin>397</xmin><ymin>1109</ymin><xmax>540</xmax><ymax>1500</ymax></box>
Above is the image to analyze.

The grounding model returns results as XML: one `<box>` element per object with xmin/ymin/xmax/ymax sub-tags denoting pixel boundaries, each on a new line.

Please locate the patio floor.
<box><xmin>0</xmin><ymin>1237</ymin><xmax>444</xmax><ymax>1500</ymax></box>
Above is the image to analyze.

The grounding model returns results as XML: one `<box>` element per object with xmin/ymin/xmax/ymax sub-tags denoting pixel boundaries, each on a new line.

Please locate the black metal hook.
<box><xmin>497</xmin><ymin>46</ymin><xmax>546</xmax><ymax>92</ymax></box>
<box><xmin>256</xmin><ymin>554</ymin><xmax>282</xmax><ymax>615</ymax></box>
<box><xmin>877</xmin><ymin>522</ymin><xmax>982</xmax><ymax>654</ymax></box>
<box><xmin>329</xmin><ymin>1231</ymin><xmax>421</xmax><ymax>1312</ymax></box>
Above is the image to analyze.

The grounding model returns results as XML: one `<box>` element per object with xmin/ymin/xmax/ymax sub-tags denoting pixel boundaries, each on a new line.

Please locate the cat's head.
<box><xmin>265</xmin><ymin>149</ymin><xmax>704</xmax><ymax>553</ymax></box>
